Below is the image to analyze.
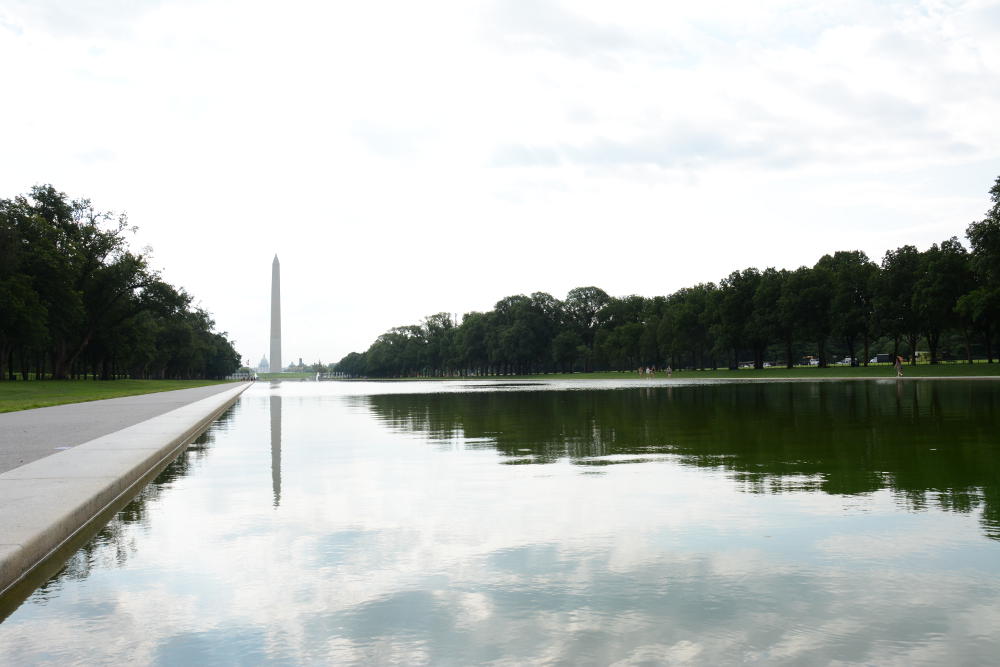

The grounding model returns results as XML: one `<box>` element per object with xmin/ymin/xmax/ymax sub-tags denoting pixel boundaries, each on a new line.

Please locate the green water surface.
<box><xmin>1</xmin><ymin>379</ymin><xmax>997</xmax><ymax>664</ymax></box>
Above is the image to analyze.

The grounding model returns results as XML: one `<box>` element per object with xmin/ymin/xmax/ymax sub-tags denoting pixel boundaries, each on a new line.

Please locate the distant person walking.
<box><xmin>894</xmin><ymin>355</ymin><xmax>903</xmax><ymax>378</ymax></box>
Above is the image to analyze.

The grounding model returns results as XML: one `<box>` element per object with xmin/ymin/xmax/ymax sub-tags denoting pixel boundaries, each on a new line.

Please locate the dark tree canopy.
<box><xmin>0</xmin><ymin>185</ymin><xmax>240</xmax><ymax>381</ymax></box>
<box><xmin>336</xmin><ymin>175</ymin><xmax>1000</xmax><ymax>378</ymax></box>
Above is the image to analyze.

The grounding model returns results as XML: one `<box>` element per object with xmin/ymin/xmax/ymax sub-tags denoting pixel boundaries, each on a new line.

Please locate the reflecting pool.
<box><xmin>1</xmin><ymin>379</ymin><xmax>999</xmax><ymax>664</ymax></box>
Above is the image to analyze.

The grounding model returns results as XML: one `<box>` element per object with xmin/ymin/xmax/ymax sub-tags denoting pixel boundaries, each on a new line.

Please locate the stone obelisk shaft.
<box><xmin>270</xmin><ymin>255</ymin><xmax>281</xmax><ymax>374</ymax></box>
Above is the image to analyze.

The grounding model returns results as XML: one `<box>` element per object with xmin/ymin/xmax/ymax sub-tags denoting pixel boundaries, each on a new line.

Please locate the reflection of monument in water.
<box><xmin>268</xmin><ymin>255</ymin><xmax>283</xmax><ymax>506</ymax></box>
<box><xmin>270</xmin><ymin>254</ymin><xmax>282</xmax><ymax>374</ymax></box>
<box><xmin>270</xmin><ymin>389</ymin><xmax>281</xmax><ymax>507</ymax></box>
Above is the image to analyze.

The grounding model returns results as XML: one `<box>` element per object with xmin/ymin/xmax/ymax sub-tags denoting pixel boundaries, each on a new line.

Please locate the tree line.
<box><xmin>0</xmin><ymin>185</ymin><xmax>241</xmax><ymax>381</ymax></box>
<box><xmin>336</xmin><ymin>176</ymin><xmax>1000</xmax><ymax>378</ymax></box>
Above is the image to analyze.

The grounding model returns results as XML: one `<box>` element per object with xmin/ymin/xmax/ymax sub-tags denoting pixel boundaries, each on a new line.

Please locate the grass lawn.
<box><xmin>257</xmin><ymin>372</ymin><xmax>316</xmax><ymax>380</ymax></box>
<box><xmin>0</xmin><ymin>379</ymin><xmax>235</xmax><ymax>413</ymax></box>
<box><xmin>571</xmin><ymin>363</ymin><xmax>1000</xmax><ymax>380</ymax></box>
<box><xmin>353</xmin><ymin>362</ymin><xmax>1000</xmax><ymax>382</ymax></box>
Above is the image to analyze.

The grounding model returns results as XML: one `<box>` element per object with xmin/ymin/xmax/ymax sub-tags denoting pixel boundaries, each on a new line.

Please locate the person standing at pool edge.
<box><xmin>895</xmin><ymin>355</ymin><xmax>903</xmax><ymax>377</ymax></box>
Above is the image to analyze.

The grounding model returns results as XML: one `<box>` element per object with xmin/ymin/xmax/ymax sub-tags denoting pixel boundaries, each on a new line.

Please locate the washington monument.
<box><xmin>270</xmin><ymin>254</ymin><xmax>281</xmax><ymax>374</ymax></box>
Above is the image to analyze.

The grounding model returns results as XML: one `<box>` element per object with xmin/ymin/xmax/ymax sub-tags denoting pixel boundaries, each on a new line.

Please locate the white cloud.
<box><xmin>1</xmin><ymin>0</ymin><xmax>999</xmax><ymax>363</ymax></box>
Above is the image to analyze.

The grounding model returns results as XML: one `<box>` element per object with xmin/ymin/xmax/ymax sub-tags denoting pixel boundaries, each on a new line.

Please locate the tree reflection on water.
<box><xmin>365</xmin><ymin>381</ymin><xmax>1000</xmax><ymax>539</ymax></box>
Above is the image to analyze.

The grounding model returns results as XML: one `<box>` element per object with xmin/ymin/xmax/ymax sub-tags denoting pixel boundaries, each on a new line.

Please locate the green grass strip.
<box><xmin>356</xmin><ymin>362</ymin><xmax>1000</xmax><ymax>381</ymax></box>
<box><xmin>256</xmin><ymin>372</ymin><xmax>316</xmax><ymax>380</ymax></box>
<box><xmin>0</xmin><ymin>379</ymin><xmax>235</xmax><ymax>413</ymax></box>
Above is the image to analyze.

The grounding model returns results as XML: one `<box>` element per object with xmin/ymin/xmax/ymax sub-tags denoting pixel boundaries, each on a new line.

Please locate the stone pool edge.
<box><xmin>0</xmin><ymin>382</ymin><xmax>252</xmax><ymax>597</ymax></box>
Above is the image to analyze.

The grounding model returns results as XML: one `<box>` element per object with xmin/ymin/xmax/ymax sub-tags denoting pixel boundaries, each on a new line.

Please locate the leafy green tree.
<box><xmin>1</xmin><ymin>185</ymin><xmax>238</xmax><ymax>380</ymax></box>
<box><xmin>659</xmin><ymin>284</ymin><xmax>715</xmax><ymax>370</ymax></box>
<box><xmin>956</xmin><ymin>288</ymin><xmax>998</xmax><ymax>363</ymax></box>
<box><xmin>639</xmin><ymin>317</ymin><xmax>659</xmax><ymax>366</ymax></box>
<box><xmin>456</xmin><ymin>311</ymin><xmax>491</xmax><ymax>374</ymax></box>
<box><xmin>422</xmin><ymin>313</ymin><xmax>457</xmax><ymax>376</ymax></box>
<box><xmin>0</xmin><ymin>211</ymin><xmax>48</xmax><ymax>379</ymax></box>
<box><xmin>552</xmin><ymin>330</ymin><xmax>583</xmax><ymax>371</ymax></box>
<box><xmin>818</xmin><ymin>251</ymin><xmax>877</xmax><ymax>366</ymax></box>
<box><xmin>877</xmin><ymin>245</ymin><xmax>923</xmax><ymax>363</ymax></box>
<box><xmin>492</xmin><ymin>294</ymin><xmax>553</xmax><ymax>374</ymax></box>
<box><xmin>913</xmin><ymin>238</ymin><xmax>973</xmax><ymax>363</ymax></box>
<box><xmin>336</xmin><ymin>351</ymin><xmax>367</xmax><ymax>377</ymax></box>
<box><xmin>565</xmin><ymin>286</ymin><xmax>610</xmax><ymax>369</ymax></box>
<box><xmin>753</xmin><ymin>268</ymin><xmax>792</xmax><ymax>367</ymax></box>
<box><xmin>718</xmin><ymin>269</ymin><xmax>773</xmax><ymax>368</ymax></box>
<box><xmin>962</xmin><ymin>175</ymin><xmax>1000</xmax><ymax>362</ymax></box>
<box><xmin>0</xmin><ymin>275</ymin><xmax>48</xmax><ymax>380</ymax></box>
<box><xmin>780</xmin><ymin>266</ymin><xmax>832</xmax><ymax>366</ymax></box>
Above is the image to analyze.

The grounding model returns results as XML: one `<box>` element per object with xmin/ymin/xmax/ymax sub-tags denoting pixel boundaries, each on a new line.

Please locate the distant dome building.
<box><xmin>258</xmin><ymin>355</ymin><xmax>269</xmax><ymax>372</ymax></box>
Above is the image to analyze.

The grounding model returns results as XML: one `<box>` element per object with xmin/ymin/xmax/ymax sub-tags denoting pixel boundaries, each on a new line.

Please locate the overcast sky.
<box><xmin>2</xmin><ymin>0</ymin><xmax>999</xmax><ymax>366</ymax></box>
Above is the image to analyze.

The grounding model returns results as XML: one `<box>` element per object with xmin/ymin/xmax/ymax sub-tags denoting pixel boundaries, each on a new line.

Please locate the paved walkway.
<box><xmin>0</xmin><ymin>382</ymin><xmax>251</xmax><ymax>596</ymax></box>
<box><xmin>0</xmin><ymin>383</ymin><xmax>245</xmax><ymax>475</ymax></box>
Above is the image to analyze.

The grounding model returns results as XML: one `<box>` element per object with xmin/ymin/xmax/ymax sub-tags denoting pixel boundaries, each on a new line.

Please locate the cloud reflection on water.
<box><xmin>0</xmin><ymin>381</ymin><xmax>998</xmax><ymax>664</ymax></box>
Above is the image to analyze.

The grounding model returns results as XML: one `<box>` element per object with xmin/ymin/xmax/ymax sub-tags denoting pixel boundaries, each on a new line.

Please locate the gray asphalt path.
<box><xmin>0</xmin><ymin>383</ymin><xmax>245</xmax><ymax>474</ymax></box>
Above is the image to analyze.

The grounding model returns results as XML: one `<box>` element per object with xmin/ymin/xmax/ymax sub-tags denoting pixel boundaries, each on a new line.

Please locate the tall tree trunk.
<box><xmin>985</xmin><ymin>321</ymin><xmax>994</xmax><ymax>363</ymax></box>
<box><xmin>52</xmin><ymin>341</ymin><xmax>70</xmax><ymax>380</ymax></box>
<box><xmin>906</xmin><ymin>333</ymin><xmax>919</xmax><ymax>365</ymax></box>
<box><xmin>926</xmin><ymin>330</ymin><xmax>940</xmax><ymax>364</ymax></box>
<box><xmin>986</xmin><ymin>324</ymin><xmax>993</xmax><ymax>364</ymax></box>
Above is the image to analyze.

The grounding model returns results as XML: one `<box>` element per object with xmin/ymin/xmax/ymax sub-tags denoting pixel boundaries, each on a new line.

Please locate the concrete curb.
<box><xmin>0</xmin><ymin>382</ymin><xmax>251</xmax><ymax>596</ymax></box>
